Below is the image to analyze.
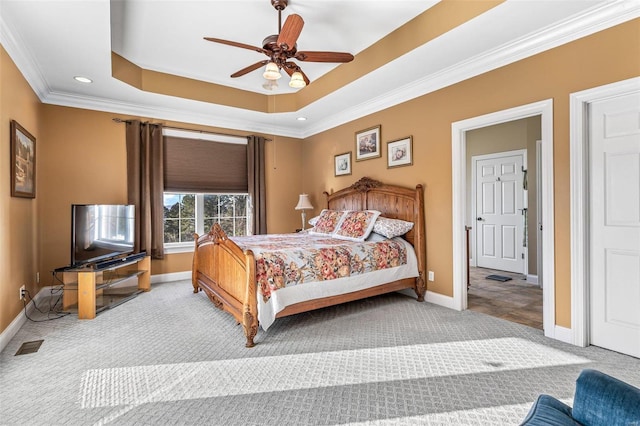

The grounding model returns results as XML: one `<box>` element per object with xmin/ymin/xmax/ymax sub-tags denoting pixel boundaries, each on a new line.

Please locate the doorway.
<box><xmin>452</xmin><ymin>99</ymin><xmax>556</xmax><ymax>339</ymax></box>
<box><xmin>466</xmin><ymin>123</ymin><xmax>541</xmax><ymax>329</ymax></box>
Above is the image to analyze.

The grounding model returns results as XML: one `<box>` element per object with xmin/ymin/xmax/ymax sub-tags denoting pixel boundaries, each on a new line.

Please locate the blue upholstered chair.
<box><xmin>520</xmin><ymin>369</ymin><xmax>640</xmax><ymax>426</ymax></box>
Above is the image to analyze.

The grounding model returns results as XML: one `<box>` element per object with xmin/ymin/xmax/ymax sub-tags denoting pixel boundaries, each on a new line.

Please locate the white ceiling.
<box><xmin>1</xmin><ymin>0</ymin><xmax>638</xmax><ymax>138</ymax></box>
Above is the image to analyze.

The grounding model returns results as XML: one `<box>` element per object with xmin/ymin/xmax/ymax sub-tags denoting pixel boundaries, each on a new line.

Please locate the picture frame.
<box><xmin>334</xmin><ymin>152</ymin><xmax>352</xmax><ymax>176</ymax></box>
<box><xmin>355</xmin><ymin>125</ymin><xmax>381</xmax><ymax>161</ymax></box>
<box><xmin>387</xmin><ymin>136</ymin><xmax>413</xmax><ymax>168</ymax></box>
<box><xmin>10</xmin><ymin>120</ymin><xmax>36</xmax><ymax>198</ymax></box>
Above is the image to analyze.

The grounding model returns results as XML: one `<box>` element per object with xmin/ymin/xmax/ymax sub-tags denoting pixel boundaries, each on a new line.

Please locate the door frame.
<box><xmin>570</xmin><ymin>76</ymin><xmax>640</xmax><ymax>347</ymax></box>
<box><xmin>471</xmin><ymin>149</ymin><xmax>527</xmax><ymax>273</ymax></box>
<box><xmin>452</xmin><ymin>99</ymin><xmax>555</xmax><ymax>339</ymax></box>
<box><xmin>536</xmin><ymin>139</ymin><xmax>543</xmax><ymax>287</ymax></box>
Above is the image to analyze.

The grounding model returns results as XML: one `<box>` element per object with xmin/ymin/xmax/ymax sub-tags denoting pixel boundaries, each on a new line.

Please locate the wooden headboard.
<box><xmin>324</xmin><ymin>177</ymin><xmax>426</xmax><ymax>280</ymax></box>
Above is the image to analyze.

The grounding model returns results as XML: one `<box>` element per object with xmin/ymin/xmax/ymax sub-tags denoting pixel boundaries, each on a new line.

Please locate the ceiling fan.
<box><xmin>204</xmin><ymin>0</ymin><xmax>354</xmax><ymax>89</ymax></box>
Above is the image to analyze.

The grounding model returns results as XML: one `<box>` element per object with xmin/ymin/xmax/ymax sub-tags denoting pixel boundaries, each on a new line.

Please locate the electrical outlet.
<box><xmin>428</xmin><ymin>271</ymin><xmax>435</xmax><ymax>282</ymax></box>
<box><xmin>19</xmin><ymin>285</ymin><xmax>26</xmax><ymax>300</ymax></box>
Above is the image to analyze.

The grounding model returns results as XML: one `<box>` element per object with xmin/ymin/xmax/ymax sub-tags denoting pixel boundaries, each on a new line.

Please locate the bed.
<box><xmin>192</xmin><ymin>177</ymin><xmax>426</xmax><ymax>347</ymax></box>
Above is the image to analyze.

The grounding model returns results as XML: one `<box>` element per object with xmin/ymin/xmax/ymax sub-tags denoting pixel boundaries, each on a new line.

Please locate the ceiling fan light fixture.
<box><xmin>289</xmin><ymin>71</ymin><xmax>306</xmax><ymax>88</ymax></box>
<box><xmin>263</xmin><ymin>62</ymin><xmax>282</xmax><ymax>80</ymax></box>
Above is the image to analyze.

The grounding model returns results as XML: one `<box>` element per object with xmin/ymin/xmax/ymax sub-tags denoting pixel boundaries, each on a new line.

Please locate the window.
<box><xmin>163</xmin><ymin>193</ymin><xmax>250</xmax><ymax>248</ymax></box>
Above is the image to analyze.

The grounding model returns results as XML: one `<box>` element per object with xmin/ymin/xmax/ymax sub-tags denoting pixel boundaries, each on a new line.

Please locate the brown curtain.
<box><xmin>126</xmin><ymin>121</ymin><xmax>164</xmax><ymax>259</ymax></box>
<box><xmin>247</xmin><ymin>135</ymin><xmax>267</xmax><ymax>235</ymax></box>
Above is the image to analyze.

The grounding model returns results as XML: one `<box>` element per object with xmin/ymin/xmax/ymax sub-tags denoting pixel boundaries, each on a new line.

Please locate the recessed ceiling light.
<box><xmin>73</xmin><ymin>76</ymin><xmax>92</xmax><ymax>83</ymax></box>
<box><xmin>297</xmin><ymin>117</ymin><xmax>307</xmax><ymax>121</ymax></box>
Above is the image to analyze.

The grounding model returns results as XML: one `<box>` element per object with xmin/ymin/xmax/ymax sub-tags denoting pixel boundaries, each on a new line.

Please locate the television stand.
<box><xmin>60</xmin><ymin>255</ymin><xmax>150</xmax><ymax>319</ymax></box>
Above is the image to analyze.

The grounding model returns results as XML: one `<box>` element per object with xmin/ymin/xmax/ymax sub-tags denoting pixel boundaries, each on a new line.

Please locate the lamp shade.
<box><xmin>263</xmin><ymin>62</ymin><xmax>282</xmax><ymax>80</ymax></box>
<box><xmin>289</xmin><ymin>71</ymin><xmax>306</xmax><ymax>88</ymax></box>
<box><xmin>295</xmin><ymin>194</ymin><xmax>313</xmax><ymax>210</ymax></box>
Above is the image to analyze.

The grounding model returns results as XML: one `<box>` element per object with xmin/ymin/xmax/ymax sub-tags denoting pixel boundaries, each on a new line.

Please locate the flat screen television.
<box><xmin>71</xmin><ymin>204</ymin><xmax>135</xmax><ymax>268</ymax></box>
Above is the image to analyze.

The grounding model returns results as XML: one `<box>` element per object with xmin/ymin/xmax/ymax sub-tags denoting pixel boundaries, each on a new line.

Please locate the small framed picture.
<box><xmin>10</xmin><ymin>120</ymin><xmax>36</xmax><ymax>198</ymax></box>
<box><xmin>355</xmin><ymin>125</ymin><xmax>381</xmax><ymax>161</ymax></box>
<box><xmin>387</xmin><ymin>136</ymin><xmax>413</xmax><ymax>168</ymax></box>
<box><xmin>334</xmin><ymin>152</ymin><xmax>352</xmax><ymax>176</ymax></box>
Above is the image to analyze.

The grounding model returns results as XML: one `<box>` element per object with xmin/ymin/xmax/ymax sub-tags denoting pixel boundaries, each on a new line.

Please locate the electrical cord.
<box><xmin>22</xmin><ymin>291</ymin><xmax>70</xmax><ymax>322</ymax></box>
<box><xmin>21</xmin><ymin>273</ymin><xmax>72</xmax><ymax>322</ymax></box>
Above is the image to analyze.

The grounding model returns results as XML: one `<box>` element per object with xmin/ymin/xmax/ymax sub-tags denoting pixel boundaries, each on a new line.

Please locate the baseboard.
<box><xmin>425</xmin><ymin>290</ymin><xmax>458</xmax><ymax>310</ymax></box>
<box><xmin>527</xmin><ymin>274</ymin><xmax>539</xmax><ymax>285</ymax></box>
<box><xmin>0</xmin><ymin>286</ymin><xmax>54</xmax><ymax>354</ymax></box>
<box><xmin>553</xmin><ymin>325</ymin><xmax>574</xmax><ymax>345</ymax></box>
<box><xmin>150</xmin><ymin>271</ymin><xmax>190</xmax><ymax>284</ymax></box>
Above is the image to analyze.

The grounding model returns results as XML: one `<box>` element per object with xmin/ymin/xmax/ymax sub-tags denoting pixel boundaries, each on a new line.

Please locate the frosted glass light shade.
<box><xmin>263</xmin><ymin>62</ymin><xmax>282</xmax><ymax>80</ymax></box>
<box><xmin>289</xmin><ymin>71</ymin><xmax>306</xmax><ymax>88</ymax></box>
<box><xmin>262</xmin><ymin>79</ymin><xmax>278</xmax><ymax>90</ymax></box>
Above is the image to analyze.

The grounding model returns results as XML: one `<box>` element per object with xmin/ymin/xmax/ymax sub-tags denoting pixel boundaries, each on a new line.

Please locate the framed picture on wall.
<box><xmin>355</xmin><ymin>125</ymin><xmax>381</xmax><ymax>161</ymax></box>
<box><xmin>10</xmin><ymin>120</ymin><xmax>36</xmax><ymax>198</ymax></box>
<box><xmin>387</xmin><ymin>136</ymin><xmax>413</xmax><ymax>168</ymax></box>
<box><xmin>334</xmin><ymin>152</ymin><xmax>352</xmax><ymax>176</ymax></box>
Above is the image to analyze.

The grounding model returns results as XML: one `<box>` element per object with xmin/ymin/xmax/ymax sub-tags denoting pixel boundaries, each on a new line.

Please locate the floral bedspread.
<box><xmin>231</xmin><ymin>233</ymin><xmax>408</xmax><ymax>302</ymax></box>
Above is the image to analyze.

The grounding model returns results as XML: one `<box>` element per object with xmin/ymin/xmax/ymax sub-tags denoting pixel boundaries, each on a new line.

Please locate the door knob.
<box><xmin>477</xmin><ymin>217</ymin><xmax>484</xmax><ymax>221</ymax></box>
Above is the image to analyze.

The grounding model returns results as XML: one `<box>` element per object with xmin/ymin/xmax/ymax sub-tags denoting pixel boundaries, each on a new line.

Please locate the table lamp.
<box><xmin>295</xmin><ymin>194</ymin><xmax>314</xmax><ymax>230</ymax></box>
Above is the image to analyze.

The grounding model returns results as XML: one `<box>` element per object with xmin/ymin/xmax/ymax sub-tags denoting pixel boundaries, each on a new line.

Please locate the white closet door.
<box><xmin>589</xmin><ymin>91</ymin><xmax>640</xmax><ymax>358</ymax></box>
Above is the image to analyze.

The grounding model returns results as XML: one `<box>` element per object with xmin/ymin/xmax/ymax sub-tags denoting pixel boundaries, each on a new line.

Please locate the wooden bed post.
<box><xmin>192</xmin><ymin>233</ymin><xmax>200</xmax><ymax>293</ymax></box>
<box><xmin>242</xmin><ymin>250</ymin><xmax>259</xmax><ymax>348</ymax></box>
<box><xmin>413</xmin><ymin>184</ymin><xmax>427</xmax><ymax>302</ymax></box>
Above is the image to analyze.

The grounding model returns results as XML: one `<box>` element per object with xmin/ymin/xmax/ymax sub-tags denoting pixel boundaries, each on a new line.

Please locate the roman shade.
<box><xmin>163</xmin><ymin>136</ymin><xmax>248</xmax><ymax>193</ymax></box>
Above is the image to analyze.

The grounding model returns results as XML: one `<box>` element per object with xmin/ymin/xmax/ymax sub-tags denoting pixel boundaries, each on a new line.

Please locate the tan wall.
<box><xmin>38</xmin><ymin>106</ymin><xmax>303</xmax><ymax>278</ymax></box>
<box><xmin>0</xmin><ymin>71</ymin><xmax>302</xmax><ymax>334</ymax></box>
<box><xmin>466</xmin><ymin>116</ymin><xmax>541</xmax><ymax>275</ymax></box>
<box><xmin>2</xmin><ymin>19</ymin><xmax>638</xmax><ymax>336</ymax></box>
<box><xmin>301</xmin><ymin>20</ymin><xmax>640</xmax><ymax>328</ymax></box>
<box><xmin>0</xmin><ymin>46</ymin><xmax>42</xmax><ymax>332</ymax></box>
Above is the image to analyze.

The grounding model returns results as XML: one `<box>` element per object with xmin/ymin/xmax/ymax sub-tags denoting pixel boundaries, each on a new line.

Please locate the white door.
<box><xmin>589</xmin><ymin>91</ymin><xmax>640</xmax><ymax>358</ymax></box>
<box><xmin>475</xmin><ymin>151</ymin><xmax>525</xmax><ymax>273</ymax></box>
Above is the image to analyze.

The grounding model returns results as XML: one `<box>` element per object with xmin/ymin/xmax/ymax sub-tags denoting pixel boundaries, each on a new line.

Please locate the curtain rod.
<box><xmin>112</xmin><ymin>118</ymin><xmax>272</xmax><ymax>141</ymax></box>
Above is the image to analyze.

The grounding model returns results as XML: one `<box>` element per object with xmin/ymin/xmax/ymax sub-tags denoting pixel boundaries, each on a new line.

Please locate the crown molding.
<box><xmin>302</xmin><ymin>0</ymin><xmax>640</xmax><ymax>137</ymax></box>
<box><xmin>42</xmin><ymin>91</ymin><xmax>302</xmax><ymax>138</ymax></box>
<box><xmin>0</xmin><ymin>12</ymin><xmax>51</xmax><ymax>100</ymax></box>
<box><xmin>3</xmin><ymin>1</ymin><xmax>638</xmax><ymax>139</ymax></box>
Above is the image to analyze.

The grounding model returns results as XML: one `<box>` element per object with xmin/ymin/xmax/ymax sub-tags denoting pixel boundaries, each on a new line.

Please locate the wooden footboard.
<box><xmin>192</xmin><ymin>224</ymin><xmax>259</xmax><ymax>347</ymax></box>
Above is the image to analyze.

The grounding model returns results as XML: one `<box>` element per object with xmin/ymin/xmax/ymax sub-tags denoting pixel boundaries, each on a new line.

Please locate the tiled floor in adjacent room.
<box><xmin>467</xmin><ymin>266</ymin><xmax>543</xmax><ymax>329</ymax></box>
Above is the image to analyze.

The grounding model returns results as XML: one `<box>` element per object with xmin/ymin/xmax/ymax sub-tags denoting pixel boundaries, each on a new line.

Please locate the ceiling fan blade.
<box><xmin>295</xmin><ymin>51</ymin><xmax>354</xmax><ymax>63</ymax></box>
<box><xmin>277</xmin><ymin>14</ymin><xmax>304</xmax><ymax>51</ymax></box>
<box><xmin>204</xmin><ymin>37</ymin><xmax>266</xmax><ymax>54</ymax></box>
<box><xmin>231</xmin><ymin>60</ymin><xmax>269</xmax><ymax>78</ymax></box>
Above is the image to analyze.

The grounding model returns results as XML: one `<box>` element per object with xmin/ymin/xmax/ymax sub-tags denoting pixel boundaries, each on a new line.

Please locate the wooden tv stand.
<box><xmin>61</xmin><ymin>256</ymin><xmax>150</xmax><ymax>319</ymax></box>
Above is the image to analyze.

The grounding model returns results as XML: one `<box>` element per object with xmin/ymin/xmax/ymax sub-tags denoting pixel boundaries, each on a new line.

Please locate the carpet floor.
<box><xmin>1</xmin><ymin>279</ymin><xmax>639</xmax><ymax>425</ymax></box>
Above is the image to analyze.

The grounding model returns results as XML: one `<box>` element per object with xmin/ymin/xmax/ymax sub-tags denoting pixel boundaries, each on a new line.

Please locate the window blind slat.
<box><xmin>163</xmin><ymin>136</ymin><xmax>247</xmax><ymax>193</ymax></box>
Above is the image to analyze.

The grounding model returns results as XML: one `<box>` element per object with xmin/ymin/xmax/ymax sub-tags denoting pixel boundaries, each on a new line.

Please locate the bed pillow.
<box><xmin>373</xmin><ymin>217</ymin><xmax>414</xmax><ymax>239</ymax></box>
<box><xmin>308</xmin><ymin>215</ymin><xmax>320</xmax><ymax>227</ymax></box>
<box><xmin>309</xmin><ymin>209</ymin><xmax>346</xmax><ymax>235</ymax></box>
<box><xmin>332</xmin><ymin>210</ymin><xmax>381</xmax><ymax>242</ymax></box>
<box><xmin>365</xmin><ymin>232</ymin><xmax>388</xmax><ymax>242</ymax></box>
